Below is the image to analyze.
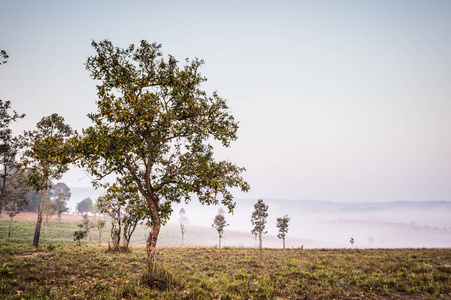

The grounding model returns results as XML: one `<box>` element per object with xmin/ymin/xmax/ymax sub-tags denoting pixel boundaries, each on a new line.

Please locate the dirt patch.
<box><xmin>15</xmin><ymin>252</ymin><xmax>52</xmax><ymax>260</ymax></box>
<box><xmin>1</xmin><ymin>212</ymin><xmax>83</xmax><ymax>223</ymax></box>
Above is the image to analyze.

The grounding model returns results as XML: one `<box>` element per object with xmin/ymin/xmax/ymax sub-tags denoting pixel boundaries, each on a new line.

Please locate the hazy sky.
<box><xmin>1</xmin><ymin>0</ymin><xmax>450</xmax><ymax>203</ymax></box>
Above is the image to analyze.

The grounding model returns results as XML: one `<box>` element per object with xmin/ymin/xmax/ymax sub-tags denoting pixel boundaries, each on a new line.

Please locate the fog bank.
<box><xmin>163</xmin><ymin>199</ymin><xmax>451</xmax><ymax>249</ymax></box>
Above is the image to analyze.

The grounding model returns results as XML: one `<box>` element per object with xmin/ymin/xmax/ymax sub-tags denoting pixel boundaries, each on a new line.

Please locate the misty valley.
<box><xmin>160</xmin><ymin>198</ymin><xmax>451</xmax><ymax>249</ymax></box>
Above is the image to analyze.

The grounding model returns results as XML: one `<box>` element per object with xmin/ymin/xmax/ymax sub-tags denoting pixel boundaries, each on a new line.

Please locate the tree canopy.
<box><xmin>75</xmin><ymin>39</ymin><xmax>249</xmax><ymax>261</ymax></box>
<box><xmin>212</xmin><ymin>213</ymin><xmax>228</xmax><ymax>248</ymax></box>
<box><xmin>19</xmin><ymin>113</ymin><xmax>73</xmax><ymax>247</ymax></box>
<box><xmin>96</xmin><ymin>182</ymin><xmax>147</xmax><ymax>251</ymax></box>
<box><xmin>20</xmin><ymin>114</ymin><xmax>73</xmax><ymax>194</ymax></box>
<box><xmin>0</xmin><ymin>100</ymin><xmax>25</xmax><ymax>217</ymax></box>
<box><xmin>0</xmin><ymin>50</ymin><xmax>8</xmax><ymax>65</ymax></box>
<box><xmin>77</xmin><ymin>197</ymin><xmax>93</xmax><ymax>214</ymax></box>
<box><xmin>4</xmin><ymin>170</ymin><xmax>31</xmax><ymax>238</ymax></box>
<box><xmin>49</xmin><ymin>182</ymin><xmax>71</xmax><ymax>222</ymax></box>
<box><xmin>276</xmin><ymin>215</ymin><xmax>290</xmax><ymax>249</ymax></box>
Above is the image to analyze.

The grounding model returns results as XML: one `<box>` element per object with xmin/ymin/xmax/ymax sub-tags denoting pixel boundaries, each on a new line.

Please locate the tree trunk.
<box><xmin>146</xmin><ymin>218</ymin><xmax>161</xmax><ymax>262</ymax></box>
<box><xmin>283</xmin><ymin>237</ymin><xmax>285</xmax><ymax>249</ymax></box>
<box><xmin>146</xmin><ymin>200</ymin><xmax>161</xmax><ymax>266</ymax></box>
<box><xmin>33</xmin><ymin>189</ymin><xmax>47</xmax><ymax>247</ymax></box>
<box><xmin>0</xmin><ymin>164</ymin><xmax>7</xmax><ymax>219</ymax></box>
<box><xmin>111</xmin><ymin>223</ymin><xmax>121</xmax><ymax>250</ymax></box>
<box><xmin>8</xmin><ymin>215</ymin><xmax>13</xmax><ymax>238</ymax></box>
<box><xmin>258</xmin><ymin>232</ymin><xmax>262</xmax><ymax>249</ymax></box>
<box><xmin>219</xmin><ymin>236</ymin><xmax>221</xmax><ymax>248</ymax></box>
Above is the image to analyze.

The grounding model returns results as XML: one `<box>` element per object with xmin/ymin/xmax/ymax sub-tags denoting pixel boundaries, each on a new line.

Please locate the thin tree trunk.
<box><xmin>0</xmin><ymin>164</ymin><xmax>7</xmax><ymax>219</ymax></box>
<box><xmin>33</xmin><ymin>188</ymin><xmax>47</xmax><ymax>247</ymax></box>
<box><xmin>219</xmin><ymin>236</ymin><xmax>221</xmax><ymax>248</ymax></box>
<box><xmin>8</xmin><ymin>215</ymin><xmax>13</xmax><ymax>238</ymax></box>
<box><xmin>283</xmin><ymin>237</ymin><xmax>285</xmax><ymax>249</ymax></box>
<box><xmin>259</xmin><ymin>232</ymin><xmax>262</xmax><ymax>249</ymax></box>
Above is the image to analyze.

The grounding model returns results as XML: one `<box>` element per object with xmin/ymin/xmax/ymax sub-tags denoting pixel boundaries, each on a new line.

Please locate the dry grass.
<box><xmin>0</xmin><ymin>212</ymin><xmax>84</xmax><ymax>223</ymax></box>
<box><xmin>0</xmin><ymin>243</ymin><xmax>450</xmax><ymax>299</ymax></box>
<box><xmin>1</xmin><ymin>218</ymin><xmax>450</xmax><ymax>299</ymax></box>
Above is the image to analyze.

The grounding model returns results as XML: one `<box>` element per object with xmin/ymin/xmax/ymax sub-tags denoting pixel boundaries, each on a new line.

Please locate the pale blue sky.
<box><xmin>1</xmin><ymin>0</ymin><xmax>450</xmax><ymax>202</ymax></box>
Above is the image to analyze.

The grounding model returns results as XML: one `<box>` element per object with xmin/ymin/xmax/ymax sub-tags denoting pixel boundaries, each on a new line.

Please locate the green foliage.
<box><xmin>73</xmin><ymin>228</ymin><xmax>87</xmax><ymax>246</ymax></box>
<box><xmin>276</xmin><ymin>215</ymin><xmax>290</xmax><ymax>249</ymax></box>
<box><xmin>19</xmin><ymin>114</ymin><xmax>73</xmax><ymax>193</ymax></box>
<box><xmin>97</xmin><ymin>219</ymin><xmax>107</xmax><ymax>230</ymax></box>
<box><xmin>81</xmin><ymin>214</ymin><xmax>95</xmax><ymax>233</ymax></box>
<box><xmin>18</xmin><ymin>113</ymin><xmax>73</xmax><ymax>248</ymax></box>
<box><xmin>97</xmin><ymin>182</ymin><xmax>146</xmax><ymax>252</ymax></box>
<box><xmin>251</xmin><ymin>199</ymin><xmax>268</xmax><ymax>249</ymax></box>
<box><xmin>48</xmin><ymin>182</ymin><xmax>71</xmax><ymax>222</ymax></box>
<box><xmin>46</xmin><ymin>244</ymin><xmax>57</xmax><ymax>251</ymax></box>
<box><xmin>0</xmin><ymin>263</ymin><xmax>12</xmax><ymax>275</ymax></box>
<box><xmin>96</xmin><ymin>219</ymin><xmax>106</xmax><ymax>244</ymax></box>
<box><xmin>0</xmin><ymin>100</ymin><xmax>25</xmax><ymax>216</ymax></box>
<box><xmin>4</xmin><ymin>171</ymin><xmax>31</xmax><ymax>216</ymax></box>
<box><xmin>73</xmin><ymin>215</ymin><xmax>93</xmax><ymax>246</ymax></box>
<box><xmin>43</xmin><ymin>200</ymin><xmax>56</xmax><ymax>220</ymax></box>
<box><xmin>74</xmin><ymin>39</ymin><xmax>249</xmax><ymax>258</ymax></box>
<box><xmin>4</xmin><ymin>171</ymin><xmax>31</xmax><ymax>238</ymax></box>
<box><xmin>22</xmin><ymin>190</ymin><xmax>45</xmax><ymax>212</ymax></box>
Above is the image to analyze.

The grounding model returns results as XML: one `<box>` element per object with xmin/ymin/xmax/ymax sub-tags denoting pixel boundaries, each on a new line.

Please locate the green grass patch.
<box><xmin>0</xmin><ymin>219</ymin><xmax>150</xmax><ymax>246</ymax></box>
<box><xmin>0</xmin><ymin>220</ymin><xmax>81</xmax><ymax>244</ymax></box>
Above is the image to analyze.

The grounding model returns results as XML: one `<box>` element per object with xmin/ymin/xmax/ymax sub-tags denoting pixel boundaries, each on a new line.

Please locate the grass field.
<box><xmin>1</xmin><ymin>218</ymin><xmax>450</xmax><ymax>299</ymax></box>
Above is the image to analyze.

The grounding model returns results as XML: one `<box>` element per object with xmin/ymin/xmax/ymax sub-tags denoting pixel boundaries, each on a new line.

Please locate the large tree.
<box><xmin>76</xmin><ymin>40</ymin><xmax>249</xmax><ymax>262</ymax></box>
<box><xmin>19</xmin><ymin>113</ymin><xmax>73</xmax><ymax>247</ymax></box>
<box><xmin>0</xmin><ymin>100</ymin><xmax>25</xmax><ymax>218</ymax></box>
